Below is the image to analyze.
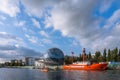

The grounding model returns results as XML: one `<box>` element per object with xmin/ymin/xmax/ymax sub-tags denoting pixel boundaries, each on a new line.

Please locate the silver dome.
<box><xmin>44</xmin><ymin>48</ymin><xmax>64</xmax><ymax>65</ymax></box>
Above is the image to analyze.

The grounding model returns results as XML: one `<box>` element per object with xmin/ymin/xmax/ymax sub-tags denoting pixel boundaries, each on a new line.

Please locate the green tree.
<box><xmin>107</xmin><ymin>49</ymin><xmax>111</xmax><ymax>61</ymax></box>
<box><xmin>99</xmin><ymin>56</ymin><xmax>104</xmax><ymax>62</ymax></box>
<box><xmin>64</xmin><ymin>55</ymin><xmax>71</xmax><ymax>64</ymax></box>
<box><xmin>103</xmin><ymin>48</ymin><xmax>107</xmax><ymax>62</ymax></box>
<box><xmin>77</xmin><ymin>54</ymin><xmax>82</xmax><ymax>61</ymax></box>
<box><xmin>88</xmin><ymin>52</ymin><xmax>92</xmax><ymax>61</ymax></box>
<box><xmin>110</xmin><ymin>50</ymin><xmax>114</xmax><ymax>61</ymax></box>
<box><xmin>94</xmin><ymin>51</ymin><xmax>101</xmax><ymax>62</ymax></box>
<box><xmin>117</xmin><ymin>49</ymin><xmax>120</xmax><ymax>62</ymax></box>
<box><xmin>113</xmin><ymin>47</ymin><xmax>118</xmax><ymax>61</ymax></box>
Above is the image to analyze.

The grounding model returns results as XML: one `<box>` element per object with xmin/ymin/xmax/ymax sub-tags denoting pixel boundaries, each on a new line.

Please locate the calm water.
<box><xmin>0</xmin><ymin>68</ymin><xmax>120</xmax><ymax>80</ymax></box>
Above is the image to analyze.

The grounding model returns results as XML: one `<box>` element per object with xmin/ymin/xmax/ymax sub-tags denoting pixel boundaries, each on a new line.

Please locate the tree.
<box><xmin>64</xmin><ymin>55</ymin><xmax>71</xmax><ymax>64</ymax></box>
<box><xmin>107</xmin><ymin>49</ymin><xmax>111</xmax><ymax>61</ymax></box>
<box><xmin>103</xmin><ymin>48</ymin><xmax>107</xmax><ymax>62</ymax></box>
<box><xmin>99</xmin><ymin>56</ymin><xmax>104</xmax><ymax>62</ymax></box>
<box><xmin>94</xmin><ymin>51</ymin><xmax>101</xmax><ymax>62</ymax></box>
<box><xmin>117</xmin><ymin>49</ymin><xmax>120</xmax><ymax>61</ymax></box>
<box><xmin>76</xmin><ymin>54</ymin><xmax>82</xmax><ymax>61</ymax></box>
<box><xmin>113</xmin><ymin>47</ymin><xmax>118</xmax><ymax>61</ymax></box>
<box><xmin>88</xmin><ymin>52</ymin><xmax>92</xmax><ymax>61</ymax></box>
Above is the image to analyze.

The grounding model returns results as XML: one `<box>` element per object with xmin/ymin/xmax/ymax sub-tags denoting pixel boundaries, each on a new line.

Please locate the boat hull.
<box><xmin>41</xmin><ymin>68</ymin><xmax>49</xmax><ymax>72</ymax></box>
<box><xmin>63</xmin><ymin>63</ymin><xmax>108</xmax><ymax>70</ymax></box>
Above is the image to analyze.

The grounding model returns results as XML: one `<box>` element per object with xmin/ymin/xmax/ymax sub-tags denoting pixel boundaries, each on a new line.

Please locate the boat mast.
<box><xmin>82</xmin><ymin>48</ymin><xmax>86</xmax><ymax>62</ymax></box>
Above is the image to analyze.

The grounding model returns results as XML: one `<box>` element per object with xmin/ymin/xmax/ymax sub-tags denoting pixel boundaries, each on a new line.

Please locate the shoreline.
<box><xmin>1</xmin><ymin>65</ymin><xmax>120</xmax><ymax>70</ymax></box>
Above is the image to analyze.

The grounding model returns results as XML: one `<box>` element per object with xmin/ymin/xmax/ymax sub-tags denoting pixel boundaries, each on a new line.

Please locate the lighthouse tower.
<box><xmin>82</xmin><ymin>48</ymin><xmax>86</xmax><ymax>62</ymax></box>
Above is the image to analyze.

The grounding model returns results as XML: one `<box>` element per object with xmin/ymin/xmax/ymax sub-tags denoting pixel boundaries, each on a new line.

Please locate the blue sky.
<box><xmin>0</xmin><ymin>0</ymin><xmax>120</xmax><ymax>62</ymax></box>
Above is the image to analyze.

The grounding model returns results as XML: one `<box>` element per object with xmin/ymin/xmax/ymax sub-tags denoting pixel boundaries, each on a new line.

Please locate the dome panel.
<box><xmin>44</xmin><ymin>48</ymin><xmax>64</xmax><ymax>65</ymax></box>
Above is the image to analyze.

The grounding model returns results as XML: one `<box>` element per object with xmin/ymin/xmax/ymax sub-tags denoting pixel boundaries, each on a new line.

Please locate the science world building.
<box><xmin>35</xmin><ymin>48</ymin><xmax>64</xmax><ymax>68</ymax></box>
<box><xmin>44</xmin><ymin>48</ymin><xmax>64</xmax><ymax>65</ymax></box>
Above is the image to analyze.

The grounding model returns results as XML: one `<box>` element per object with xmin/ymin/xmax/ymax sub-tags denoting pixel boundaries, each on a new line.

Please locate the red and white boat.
<box><xmin>63</xmin><ymin>48</ymin><xmax>108</xmax><ymax>70</ymax></box>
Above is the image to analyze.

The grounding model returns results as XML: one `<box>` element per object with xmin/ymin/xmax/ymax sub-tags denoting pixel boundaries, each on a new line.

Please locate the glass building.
<box><xmin>43</xmin><ymin>48</ymin><xmax>64</xmax><ymax>65</ymax></box>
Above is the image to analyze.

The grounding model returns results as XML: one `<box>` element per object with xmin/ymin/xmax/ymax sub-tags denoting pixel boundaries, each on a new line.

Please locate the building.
<box><xmin>11</xmin><ymin>59</ymin><xmax>18</xmax><ymax>64</ymax></box>
<box><xmin>35</xmin><ymin>58</ymin><xmax>45</xmax><ymax>68</ymax></box>
<box><xmin>25</xmin><ymin>57</ymin><xmax>35</xmax><ymax>66</ymax></box>
<box><xmin>35</xmin><ymin>48</ymin><xmax>64</xmax><ymax>68</ymax></box>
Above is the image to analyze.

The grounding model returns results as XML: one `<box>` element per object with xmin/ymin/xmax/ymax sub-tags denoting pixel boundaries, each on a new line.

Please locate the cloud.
<box><xmin>0</xmin><ymin>0</ymin><xmax>20</xmax><ymax>17</ymax></box>
<box><xmin>25</xmin><ymin>34</ymin><xmax>43</xmax><ymax>46</ymax></box>
<box><xmin>0</xmin><ymin>15</ymin><xmax>6</xmax><ymax>20</ymax></box>
<box><xmin>0</xmin><ymin>58</ymin><xmax>8</xmax><ymax>63</ymax></box>
<box><xmin>71</xmin><ymin>40</ymin><xmax>79</xmax><ymax>46</ymax></box>
<box><xmin>0</xmin><ymin>32</ymin><xmax>41</xmax><ymax>61</ymax></box>
<box><xmin>44</xmin><ymin>15</ymin><xmax>53</xmax><ymax>28</ymax></box>
<box><xmin>25</xmin><ymin>33</ymin><xmax>51</xmax><ymax>46</ymax></box>
<box><xmin>46</xmin><ymin>0</ymin><xmax>120</xmax><ymax>51</ymax></box>
<box><xmin>25</xmin><ymin>34</ymin><xmax>38</xmax><ymax>44</ymax></box>
<box><xmin>0</xmin><ymin>45</ymin><xmax>40</xmax><ymax>58</ymax></box>
<box><xmin>104</xmin><ymin>9</ymin><xmax>120</xmax><ymax>29</ymax></box>
<box><xmin>31</xmin><ymin>18</ymin><xmax>41</xmax><ymax>29</ymax></box>
<box><xmin>14</xmin><ymin>21</ymin><xmax>26</xmax><ymax>27</ymax></box>
<box><xmin>49</xmin><ymin>0</ymin><xmax>100</xmax><ymax>47</ymax></box>
<box><xmin>21</xmin><ymin>0</ymin><xmax>63</xmax><ymax>17</ymax></box>
<box><xmin>20</xmin><ymin>0</ymin><xmax>120</xmax><ymax>52</ymax></box>
<box><xmin>91</xmin><ymin>10</ymin><xmax>120</xmax><ymax>51</ymax></box>
<box><xmin>99</xmin><ymin>0</ymin><xmax>113</xmax><ymax>13</ymax></box>
<box><xmin>0</xmin><ymin>32</ymin><xmax>25</xmax><ymax>46</ymax></box>
<box><xmin>42</xmin><ymin>38</ymin><xmax>52</xmax><ymax>44</ymax></box>
<box><xmin>25</xmin><ymin>34</ymin><xmax>30</xmax><ymax>38</ymax></box>
<box><xmin>39</xmin><ymin>30</ymin><xmax>49</xmax><ymax>38</ymax></box>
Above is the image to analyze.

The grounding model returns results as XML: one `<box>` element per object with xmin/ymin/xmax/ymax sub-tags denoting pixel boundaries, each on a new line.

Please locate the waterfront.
<box><xmin>0</xmin><ymin>68</ymin><xmax>120</xmax><ymax>80</ymax></box>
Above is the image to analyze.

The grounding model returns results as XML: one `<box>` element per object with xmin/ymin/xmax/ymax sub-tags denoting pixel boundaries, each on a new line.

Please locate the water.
<box><xmin>0</xmin><ymin>68</ymin><xmax>120</xmax><ymax>80</ymax></box>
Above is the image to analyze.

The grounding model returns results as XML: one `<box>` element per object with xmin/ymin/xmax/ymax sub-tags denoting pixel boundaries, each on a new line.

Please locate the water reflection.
<box><xmin>0</xmin><ymin>68</ymin><xmax>120</xmax><ymax>80</ymax></box>
<box><xmin>47</xmin><ymin>70</ymin><xmax>64</xmax><ymax>80</ymax></box>
<box><xmin>63</xmin><ymin>70</ymin><xmax>108</xmax><ymax>80</ymax></box>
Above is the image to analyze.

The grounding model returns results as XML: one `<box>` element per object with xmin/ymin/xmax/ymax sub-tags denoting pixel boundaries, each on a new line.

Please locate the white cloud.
<box><xmin>0</xmin><ymin>32</ymin><xmax>25</xmax><ymax>46</ymax></box>
<box><xmin>25</xmin><ymin>33</ymin><xmax>52</xmax><ymax>45</ymax></box>
<box><xmin>0</xmin><ymin>45</ymin><xmax>40</xmax><ymax>59</ymax></box>
<box><xmin>71</xmin><ymin>40</ymin><xmax>79</xmax><ymax>46</ymax></box>
<box><xmin>25</xmin><ymin>34</ymin><xmax>42</xmax><ymax>45</ymax></box>
<box><xmin>31</xmin><ymin>18</ymin><xmax>41</xmax><ymax>29</ymax></box>
<box><xmin>0</xmin><ymin>15</ymin><xmax>6</xmax><ymax>20</ymax></box>
<box><xmin>0</xmin><ymin>58</ymin><xmax>8</xmax><ymax>63</ymax></box>
<box><xmin>91</xmin><ymin>12</ymin><xmax>120</xmax><ymax>51</ymax></box>
<box><xmin>39</xmin><ymin>30</ymin><xmax>49</xmax><ymax>38</ymax></box>
<box><xmin>104</xmin><ymin>9</ymin><xmax>120</xmax><ymax>29</ymax></box>
<box><xmin>21</xmin><ymin>0</ymin><xmax>63</xmax><ymax>17</ymax></box>
<box><xmin>99</xmin><ymin>0</ymin><xmax>113</xmax><ymax>13</ymax></box>
<box><xmin>44</xmin><ymin>16</ymin><xmax>53</xmax><ymax>28</ymax></box>
<box><xmin>42</xmin><ymin>38</ymin><xmax>52</xmax><ymax>44</ymax></box>
<box><xmin>27</xmin><ymin>36</ymin><xmax>38</xmax><ymax>44</ymax></box>
<box><xmin>20</xmin><ymin>0</ymin><xmax>120</xmax><ymax>52</ymax></box>
<box><xmin>25</xmin><ymin>34</ymin><xmax>30</xmax><ymax>38</ymax></box>
<box><xmin>47</xmin><ymin>0</ymin><xmax>120</xmax><ymax>51</ymax></box>
<box><xmin>25</xmin><ymin>34</ymin><xmax>46</xmax><ymax>46</ymax></box>
<box><xmin>15</xmin><ymin>21</ymin><xmax>25</xmax><ymax>27</ymax></box>
<box><xmin>49</xmin><ymin>0</ymin><xmax>100</xmax><ymax>47</ymax></box>
<box><xmin>0</xmin><ymin>32</ymin><xmax>40</xmax><ymax>61</ymax></box>
<box><xmin>0</xmin><ymin>32</ymin><xmax>39</xmax><ymax>59</ymax></box>
<box><xmin>0</xmin><ymin>0</ymin><xmax>20</xmax><ymax>17</ymax></box>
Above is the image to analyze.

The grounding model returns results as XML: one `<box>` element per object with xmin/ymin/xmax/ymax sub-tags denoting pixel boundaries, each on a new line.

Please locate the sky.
<box><xmin>0</xmin><ymin>0</ymin><xmax>120</xmax><ymax>62</ymax></box>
